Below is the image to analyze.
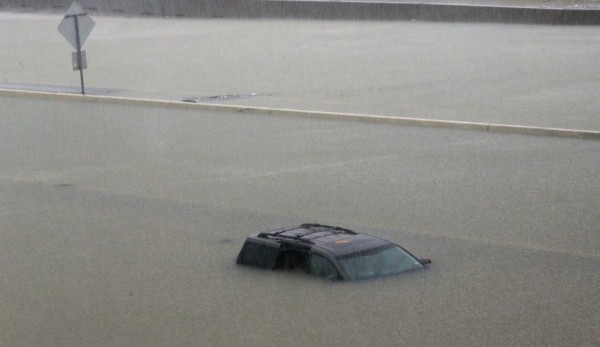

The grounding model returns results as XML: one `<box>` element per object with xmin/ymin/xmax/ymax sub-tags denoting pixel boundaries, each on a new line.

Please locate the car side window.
<box><xmin>238</xmin><ymin>242</ymin><xmax>280</xmax><ymax>269</ymax></box>
<box><xmin>309</xmin><ymin>254</ymin><xmax>340</xmax><ymax>281</ymax></box>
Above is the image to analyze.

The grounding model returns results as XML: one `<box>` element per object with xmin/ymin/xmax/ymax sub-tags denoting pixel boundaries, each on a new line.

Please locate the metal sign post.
<box><xmin>72</xmin><ymin>14</ymin><xmax>85</xmax><ymax>94</ymax></box>
<box><xmin>58</xmin><ymin>2</ymin><xmax>95</xmax><ymax>95</ymax></box>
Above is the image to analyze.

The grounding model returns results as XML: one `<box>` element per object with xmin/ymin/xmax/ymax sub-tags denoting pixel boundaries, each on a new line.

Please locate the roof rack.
<box><xmin>258</xmin><ymin>223</ymin><xmax>358</xmax><ymax>243</ymax></box>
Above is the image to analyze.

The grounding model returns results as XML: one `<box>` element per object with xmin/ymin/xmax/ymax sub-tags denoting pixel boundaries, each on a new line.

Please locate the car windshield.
<box><xmin>337</xmin><ymin>244</ymin><xmax>423</xmax><ymax>280</ymax></box>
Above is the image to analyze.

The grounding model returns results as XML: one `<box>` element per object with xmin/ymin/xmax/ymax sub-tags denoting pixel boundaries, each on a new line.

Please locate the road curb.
<box><xmin>2</xmin><ymin>88</ymin><xmax>599</xmax><ymax>140</ymax></box>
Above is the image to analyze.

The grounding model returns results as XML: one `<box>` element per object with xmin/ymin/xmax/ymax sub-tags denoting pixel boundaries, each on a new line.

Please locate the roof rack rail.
<box><xmin>257</xmin><ymin>225</ymin><xmax>303</xmax><ymax>239</ymax></box>
<box><xmin>300</xmin><ymin>223</ymin><xmax>358</xmax><ymax>235</ymax></box>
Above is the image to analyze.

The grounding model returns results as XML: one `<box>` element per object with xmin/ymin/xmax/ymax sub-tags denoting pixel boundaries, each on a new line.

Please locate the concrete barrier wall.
<box><xmin>77</xmin><ymin>0</ymin><xmax>164</xmax><ymax>16</ymax></box>
<box><xmin>1</xmin><ymin>0</ymin><xmax>599</xmax><ymax>24</ymax></box>
<box><xmin>173</xmin><ymin>1</ymin><xmax>419</xmax><ymax>20</ymax></box>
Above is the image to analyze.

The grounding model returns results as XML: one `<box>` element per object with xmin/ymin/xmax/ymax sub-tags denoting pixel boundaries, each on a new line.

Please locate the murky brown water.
<box><xmin>1</xmin><ymin>13</ymin><xmax>600</xmax><ymax>130</ymax></box>
<box><xmin>1</xmin><ymin>96</ymin><xmax>599</xmax><ymax>346</ymax></box>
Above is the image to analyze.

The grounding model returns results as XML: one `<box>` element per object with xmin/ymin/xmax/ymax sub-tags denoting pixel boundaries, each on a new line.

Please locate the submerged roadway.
<box><xmin>0</xmin><ymin>11</ymin><xmax>599</xmax><ymax>347</ymax></box>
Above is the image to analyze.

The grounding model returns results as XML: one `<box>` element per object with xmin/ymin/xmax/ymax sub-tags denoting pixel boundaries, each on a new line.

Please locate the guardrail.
<box><xmin>1</xmin><ymin>0</ymin><xmax>599</xmax><ymax>24</ymax></box>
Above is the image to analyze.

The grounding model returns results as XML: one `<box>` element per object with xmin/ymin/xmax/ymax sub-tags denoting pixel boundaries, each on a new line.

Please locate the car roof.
<box><xmin>254</xmin><ymin>223</ymin><xmax>391</xmax><ymax>257</ymax></box>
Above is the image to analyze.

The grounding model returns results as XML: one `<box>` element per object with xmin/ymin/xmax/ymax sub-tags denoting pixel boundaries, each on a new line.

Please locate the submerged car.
<box><xmin>236</xmin><ymin>223</ymin><xmax>431</xmax><ymax>281</ymax></box>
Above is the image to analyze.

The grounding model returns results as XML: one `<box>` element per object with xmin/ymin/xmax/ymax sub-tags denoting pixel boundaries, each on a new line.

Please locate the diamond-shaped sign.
<box><xmin>57</xmin><ymin>1</ymin><xmax>95</xmax><ymax>50</ymax></box>
<box><xmin>65</xmin><ymin>1</ymin><xmax>86</xmax><ymax>16</ymax></box>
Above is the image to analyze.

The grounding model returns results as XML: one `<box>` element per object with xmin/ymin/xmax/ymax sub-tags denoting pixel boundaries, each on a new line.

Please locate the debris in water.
<box><xmin>182</xmin><ymin>93</ymin><xmax>262</xmax><ymax>103</ymax></box>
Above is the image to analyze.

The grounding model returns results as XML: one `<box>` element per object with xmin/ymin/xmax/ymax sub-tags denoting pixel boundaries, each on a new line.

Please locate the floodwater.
<box><xmin>1</xmin><ymin>96</ymin><xmax>599</xmax><ymax>346</ymax></box>
<box><xmin>1</xmin><ymin>13</ymin><xmax>600</xmax><ymax>130</ymax></box>
<box><xmin>1</xmin><ymin>12</ymin><xmax>600</xmax><ymax>346</ymax></box>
